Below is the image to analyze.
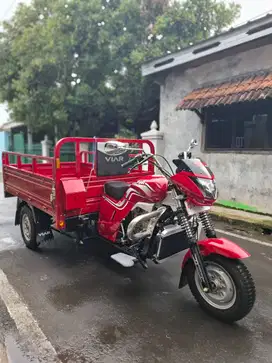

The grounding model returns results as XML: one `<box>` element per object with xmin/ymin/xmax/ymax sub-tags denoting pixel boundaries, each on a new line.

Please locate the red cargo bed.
<box><xmin>2</xmin><ymin>137</ymin><xmax>155</xmax><ymax>229</ymax></box>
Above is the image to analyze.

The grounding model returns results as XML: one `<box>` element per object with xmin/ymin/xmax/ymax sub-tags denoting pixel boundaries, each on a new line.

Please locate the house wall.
<box><xmin>160</xmin><ymin>43</ymin><xmax>272</xmax><ymax>212</ymax></box>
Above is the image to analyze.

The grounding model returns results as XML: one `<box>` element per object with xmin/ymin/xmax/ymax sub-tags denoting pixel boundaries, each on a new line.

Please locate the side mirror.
<box><xmin>186</xmin><ymin>139</ymin><xmax>198</xmax><ymax>154</ymax></box>
<box><xmin>104</xmin><ymin>141</ymin><xmax>128</xmax><ymax>155</ymax></box>
<box><xmin>190</xmin><ymin>139</ymin><xmax>198</xmax><ymax>148</ymax></box>
<box><xmin>187</xmin><ymin>139</ymin><xmax>198</xmax><ymax>153</ymax></box>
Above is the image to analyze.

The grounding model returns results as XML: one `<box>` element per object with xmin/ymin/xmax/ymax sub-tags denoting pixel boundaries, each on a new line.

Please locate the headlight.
<box><xmin>195</xmin><ymin>178</ymin><xmax>217</xmax><ymax>200</ymax></box>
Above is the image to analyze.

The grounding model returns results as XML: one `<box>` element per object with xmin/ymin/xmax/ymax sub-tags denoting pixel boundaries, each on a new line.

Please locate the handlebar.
<box><xmin>121</xmin><ymin>154</ymin><xmax>150</xmax><ymax>169</ymax></box>
<box><xmin>121</xmin><ymin>152</ymin><xmax>173</xmax><ymax>178</ymax></box>
<box><xmin>121</xmin><ymin>158</ymin><xmax>138</xmax><ymax>168</ymax></box>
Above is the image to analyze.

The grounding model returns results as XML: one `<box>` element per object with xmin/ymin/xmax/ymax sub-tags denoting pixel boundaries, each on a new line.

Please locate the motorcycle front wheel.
<box><xmin>187</xmin><ymin>255</ymin><xmax>256</xmax><ymax>323</ymax></box>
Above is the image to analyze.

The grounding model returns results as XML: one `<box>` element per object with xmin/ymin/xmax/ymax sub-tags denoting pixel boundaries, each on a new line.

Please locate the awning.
<box><xmin>0</xmin><ymin>121</ymin><xmax>24</xmax><ymax>131</ymax></box>
<box><xmin>176</xmin><ymin>71</ymin><xmax>272</xmax><ymax>110</ymax></box>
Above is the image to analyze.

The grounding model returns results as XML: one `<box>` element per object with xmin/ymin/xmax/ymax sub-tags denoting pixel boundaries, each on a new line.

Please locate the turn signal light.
<box><xmin>59</xmin><ymin>220</ymin><xmax>65</xmax><ymax>228</ymax></box>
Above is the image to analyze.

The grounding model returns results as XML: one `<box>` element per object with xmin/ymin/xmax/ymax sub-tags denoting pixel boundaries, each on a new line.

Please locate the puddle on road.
<box><xmin>4</xmin><ymin>335</ymin><xmax>39</xmax><ymax>363</ymax></box>
<box><xmin>0</xmin><ymin>234</ymin><xmax>22</xmax><ymax>252</ymax></box>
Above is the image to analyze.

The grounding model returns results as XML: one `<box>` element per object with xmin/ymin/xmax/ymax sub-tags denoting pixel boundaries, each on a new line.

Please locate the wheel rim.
<box><xmin>22</xmin><ymin>214</ymin><xmax>31</xmax><ymax>242</ymax></box>
<box><xmin>194</xmin><ymin>261</ymin><xmax>236</xmax><ymax>310</ymax></box>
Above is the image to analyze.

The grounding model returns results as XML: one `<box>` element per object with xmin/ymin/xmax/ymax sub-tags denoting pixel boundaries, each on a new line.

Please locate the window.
<box><xmin>205</xmin><ymin>101</ymin><xmax>272</xmax><ymax>151</ymax></box>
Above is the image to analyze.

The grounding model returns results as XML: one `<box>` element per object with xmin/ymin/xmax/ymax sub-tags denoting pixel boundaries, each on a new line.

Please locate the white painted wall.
<box><xmin>0</xmin><ymin>104</ymin><xmax>9</xmax><ymax>127</ymax></box>
<box><xmin>160</xmin><ymin>43</ymin><xmax>272</xmax><ymax>212</ymax></box>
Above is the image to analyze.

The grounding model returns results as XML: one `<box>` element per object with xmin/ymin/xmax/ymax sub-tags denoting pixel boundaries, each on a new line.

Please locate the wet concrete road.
<box><xmin>1</xmin><ymin>188</ymin><xmax>272</xmax><ymax>363</ymax></box>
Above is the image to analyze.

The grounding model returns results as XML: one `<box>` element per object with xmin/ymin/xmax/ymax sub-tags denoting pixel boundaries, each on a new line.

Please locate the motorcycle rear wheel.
<box><xmin>187</xmin><ymin>255</ymin><xmax>256</xmax><ymax>323</ymax></box>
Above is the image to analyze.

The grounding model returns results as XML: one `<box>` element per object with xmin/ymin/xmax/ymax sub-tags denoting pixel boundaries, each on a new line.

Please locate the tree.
<box><xmin>0</xmin><ymin>0</ymin><xmax>240</xmax><ymax>138</ymax></box>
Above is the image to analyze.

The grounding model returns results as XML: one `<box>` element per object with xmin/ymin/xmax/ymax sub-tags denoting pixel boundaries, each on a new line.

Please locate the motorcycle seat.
<box><xmin>104</xmin><ymin>181</ymin><xmax>129</xmax><ymax>200</ymax></box>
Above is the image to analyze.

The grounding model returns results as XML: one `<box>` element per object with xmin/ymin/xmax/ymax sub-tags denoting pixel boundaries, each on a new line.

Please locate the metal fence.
<box><xmin>9</xmin><ymin>141</ymin><xmax>96</xmax><ymax>164</ymax></box>
<box><xmin>50</xmin><ymin>142</ymin><xmax>96</xmax><ymax>162</ymax></box>
<box><xmin>8</xmin><ymin>143</ymin><xmax>43</xmax><ymax>164</ymax></box>
<box><xmin>50</xmin><ymin>143</ymin><xmax>75</xmax><ymax>162</ymax></box>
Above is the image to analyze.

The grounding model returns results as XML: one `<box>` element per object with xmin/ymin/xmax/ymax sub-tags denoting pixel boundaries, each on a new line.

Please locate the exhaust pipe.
<box><xmin>127</xmin><ymin>207</ymin><xmax>166</xmax><ymax>243</ymax></box>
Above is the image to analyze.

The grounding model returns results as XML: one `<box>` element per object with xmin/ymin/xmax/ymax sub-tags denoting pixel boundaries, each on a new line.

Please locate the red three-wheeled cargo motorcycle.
<box><xmin>2</xmin><ymin>137</ymin><xmax>256</xmax><ymax>322</ymax></box>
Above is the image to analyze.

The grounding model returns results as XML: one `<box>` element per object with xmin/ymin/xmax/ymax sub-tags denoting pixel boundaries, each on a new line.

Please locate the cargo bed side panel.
<box><xmin>3</xmin><ymin>167</ymin><xmax>53</xmax><ymax>216</ymax></box>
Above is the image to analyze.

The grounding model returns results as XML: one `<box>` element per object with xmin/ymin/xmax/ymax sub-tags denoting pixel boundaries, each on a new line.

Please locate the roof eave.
<box><xmin>142</xmin><ymin>14</ymin><xmax>272</xmax><ymax>77</ymax></box>
<box><xmin>0</xmin><ymin>121</ymin><xmax>24</xmax><ymax>131</ymax></box>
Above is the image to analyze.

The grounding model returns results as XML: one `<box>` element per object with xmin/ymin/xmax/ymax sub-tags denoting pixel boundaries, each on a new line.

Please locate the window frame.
<box><xmin>203</xmin><ymin>100</ymin><xmax>272</xmax><ymax>153</ymax></box>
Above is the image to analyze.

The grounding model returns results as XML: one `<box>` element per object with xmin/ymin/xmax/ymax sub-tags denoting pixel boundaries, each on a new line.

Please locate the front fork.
<box><xmin>182</xmin><ymin>212</ymin><xmax>216</xmax><ymax>292</ymax></box>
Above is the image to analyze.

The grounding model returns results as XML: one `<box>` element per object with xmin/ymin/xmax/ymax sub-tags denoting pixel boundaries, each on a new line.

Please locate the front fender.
<box><xmin>182</xmin><ymin>237</ymin><xmax>250</xmax><ymax>268</ymax></box>
<box><xmin>178</xmin><ymin>238</ymin><xmax>250</xmax><ymax>289</ymax></box>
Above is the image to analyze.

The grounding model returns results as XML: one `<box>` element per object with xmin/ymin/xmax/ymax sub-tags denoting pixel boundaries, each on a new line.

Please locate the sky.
<box><xmin>1</xmin><ymin>0</ymin><xmax>272</xmax><ymax>25</ymax></box>
<box><xmin>230</xmin><ymin>0</ymin><xmax>272</xmax><ymax>25</ymax></box>
<box><xmin>0</xmin><ymin>0</ymin><xmax>272</xmax><ymax>125</ymax></box>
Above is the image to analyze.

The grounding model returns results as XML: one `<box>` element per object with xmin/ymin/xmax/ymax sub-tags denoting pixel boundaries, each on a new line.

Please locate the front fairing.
<box><xmin>171</xmin><ymin>158</ymin><xmax>217</xmax><ymax>205</ymax></box>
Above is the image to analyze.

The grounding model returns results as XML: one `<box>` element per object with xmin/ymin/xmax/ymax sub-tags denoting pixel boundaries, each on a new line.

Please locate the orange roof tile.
<box><xmin>176</xmin><ymin>71</ymin><xmax>272</xmax><ymax>110</ymax></box>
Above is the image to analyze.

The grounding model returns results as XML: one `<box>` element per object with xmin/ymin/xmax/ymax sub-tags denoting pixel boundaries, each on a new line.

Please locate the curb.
<box><xmin>210</xmin><ymin>210</ymin><xmax>272</xmax><ymax>232</ymax></box>
<box><xmin>0</xmin><ymin>342</ymin><xmax>8</xmax><ymax>363</ymax></box>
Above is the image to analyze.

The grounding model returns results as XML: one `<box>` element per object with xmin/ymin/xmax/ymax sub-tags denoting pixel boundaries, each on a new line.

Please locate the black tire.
<box><xmin>187</xmin><ymin>255</ymin><xmax>256</xmax><ymax>323</ymax></box>
<box><xmin>20</xmin><ymin>206</ymin><xmax>38</xmax><ymax>250</ymax></box>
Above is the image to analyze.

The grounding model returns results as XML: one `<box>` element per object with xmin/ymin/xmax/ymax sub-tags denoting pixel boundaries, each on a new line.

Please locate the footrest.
<box><xmin>111</xmin><ymin>253</ymin><xmax>136</xmax><ymax>267</ymax></box>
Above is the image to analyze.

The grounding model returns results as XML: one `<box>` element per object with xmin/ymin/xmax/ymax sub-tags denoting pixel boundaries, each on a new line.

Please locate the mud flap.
<box><xmin>178</xmin><ymin>260</ymin><xmax>191</xmax><ymax>289</ymax></box>
<box><xmin>37</xmin><ymin>229</ymin><xmax>54</xmax><ymax>244</ymax></box>
<box><xmin>178</xmin><ymin>270</ymin><xmax>188</xmax><ymax>289</ymax></box>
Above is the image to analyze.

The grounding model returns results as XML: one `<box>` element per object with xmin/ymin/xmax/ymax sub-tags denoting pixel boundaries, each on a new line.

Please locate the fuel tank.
<box><xmin>130</xmin><ymin>175</ymin><xmax>168</xmax><ymax>203</ymax></box>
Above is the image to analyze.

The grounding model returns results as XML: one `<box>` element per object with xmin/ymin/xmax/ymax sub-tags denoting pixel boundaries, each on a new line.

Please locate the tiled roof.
<box><xmin>176</xmin><ymin>71</ymin><xmax>272</xmax><ymax>110</ymax></box>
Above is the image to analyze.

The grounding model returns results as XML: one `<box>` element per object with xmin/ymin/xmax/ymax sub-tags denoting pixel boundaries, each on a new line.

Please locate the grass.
<box><xmin>216</xmin><ymin>200</ymin><xmax>260</xmax><ymax>213</ymax></box>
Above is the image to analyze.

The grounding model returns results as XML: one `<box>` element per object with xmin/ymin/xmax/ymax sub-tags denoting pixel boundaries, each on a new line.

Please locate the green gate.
<box><xmin>10</xmin><ymin>132</ymin><xmax>25</xmax><ymax>163</ymax></box>
<box><xmin>13</xmin><ymin>132</ymin><xmax>25</xmax><ymax>153</ymax></box>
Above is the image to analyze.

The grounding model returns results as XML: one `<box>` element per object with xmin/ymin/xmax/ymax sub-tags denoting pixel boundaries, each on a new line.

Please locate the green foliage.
<box><xmin>115</xmin><ymin>124</ymin><xmax>137</xmax><ymax>139</ymax></box>
<box><xmin>0</xmin><ymin>0</ymin><xmax>240</xmax><ymax>136</ymax></box>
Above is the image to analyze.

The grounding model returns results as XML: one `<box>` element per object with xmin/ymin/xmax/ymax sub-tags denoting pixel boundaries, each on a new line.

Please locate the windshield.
<box><xmin>173</xmin><ymin>158</ymin><xmax>214</xmax><ymax>178</ymax></box>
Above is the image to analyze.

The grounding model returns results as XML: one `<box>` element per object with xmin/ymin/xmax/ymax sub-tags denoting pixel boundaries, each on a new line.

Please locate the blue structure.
<box><xmin>0</xmin><ymin>130</ymin><xmax>9</xmax><ymax>167</ymax></box>
<box><xmin>0</xmin><ymin>104</ymin><xmax>10</xmax><ymax>167</ymax></box>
